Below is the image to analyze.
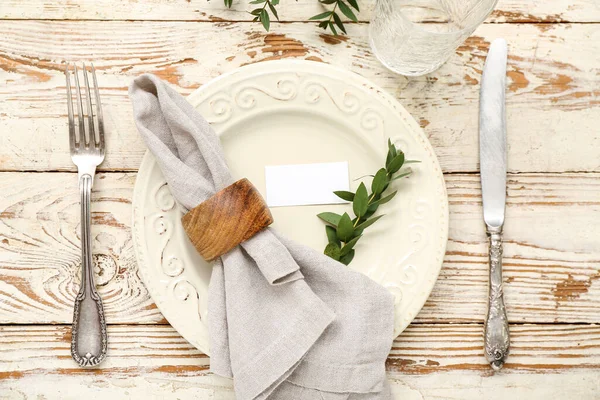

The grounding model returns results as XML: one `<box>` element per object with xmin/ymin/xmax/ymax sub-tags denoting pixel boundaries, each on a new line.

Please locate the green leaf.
<box><xmin>336</xmin><ymin>213</ymin><xmax>354</xmax><ymax>242</ymax></box>
<box><xmin>324</xmin><ymin>242</ymin><xmax>341</xmax><ymax>261</ymax></box>
<box><xmin>370</xmin><ymin>190</ymin><xmax>397</xmax><ymax>207</ymax></box>
<box><xmin>249</xmin><ymin>0</ymin><xmax>265</xmax><ymax>3</ymax></box>
<box><xmin>367</xmin><ymin>201</ymin><xmax>379</xmax><ymax>211</ymax></box>
<box><xmin>371</xmin><ymin>168</ymin><xmax>388</xmax><ymax>196</ymax></box>
<box><xmin>260</xmin><ymin>9</ymin><xmax>270</xmax><ymax>31</ymax></box>
<box><xmin>353</xmin><ymin>182</ymin><xmax>369</xmax><ymax>218</ymax></box>
<box><xmin>387</xmin><ymin>152</ymin><xmax>405</xmax><ymax>174</ymax></box>
<box><xmin>318</xmin><ymin>212</ymin><xmax>342</xmax><ymax>226</ymax></box>
<box><xmin>326</xmin><ymin>225</ymin><xmax>340</xmax><ymax>245</ymax></box>
<box><xmin>224</xmin><ymin>0</ymin><xmax>233</xmax><ymax>8</ymax></box>
<box><xmin>338</xmin><ymin>1</ymin><xmax>358</xmax><ymax>22</ymax></box>
<box><xmin>365</xmin><ymin>195</ymin><xmax>380</xmax><ymax>215</ymax></box>
<box><xmin>250</xmin><ymin>8</ymin><xmax>262</xmax><ymax>15</ymax></box>
<box><xmin>268</xmin><ymin>2</ymin><xmax>279</xmax><ymax>20</ymax></box>
<box><xmin>386</xmin><ymin>139</ymin><xmax>398</xmax><ymax>167</ymax></box>
<box><xmin>334</xmin><ymin>190</ymin><xmax>355</xmax><ymax>202</ymax></box>
<box><xmin>355</xmin><ymin>214</ymin><xmax>384</xmax><ymax>232</ymax></box>
<box><xmin>391</xmin><ymin>171</ymin><xmax>412</xmax><ymax>182</ymax></box>
<box><xmin>361</xmin><ymin>209</ymin><xmax>376</xmax><ymax>220</ymax></box>
<box><xmin>271</xmin><ymin>0</ymin><xmax>279</xmax><ymax>4</ymax></box>
<box><xmin>341</xmin><ymin>235</ymin><xmax>361</xmax><ymax>255</ymax></box>
<box><xmin>319</xmin><ymin>0</ymin><xmax>337</xmax><ymax>3</ymax></box>
<box><xmin>252</xmin><ymin>16</ymin><xmax>259</xmax><ymax>21</ymax></box>
<box><xmin>329</xmin><ymin>21</ymin><xmax>338</xmax><ymax>35</ymax></box>
<box><xmin>309</xmin><ymin>11</ymin><xmax>333</xmax><ymax>20</ymax></box>
<box><xmin>368</xmin><ymin>194</ymin><xmax>381</xmax><ymax>210</ymax></box>
<box><xmin>339</xmin><ymin>249</ymin><xmax>355</xmax><ymax>265</ymax></box>
<box><xmin>318</xmin><ymin>21</ymin><xmax>329</xmax><ymax>29</ymax></box>
<box><xmin>404</xmin><ymin>160</ymin><xmax>421</xmax><ymax>164</ymax></box>
<box><xmin>346</xmin><ymin>0</ymin><xmax>359</xmax><ymax>11</ymax></box>
<box><xmin>386</xmin><ymin>152</ymin><xmax>393</xmax><ymax>168</ymax></box>
<box><xmin>332</xmin><ymin>12</ymin><xmax>347</xmax><ymax>34</ymax></box>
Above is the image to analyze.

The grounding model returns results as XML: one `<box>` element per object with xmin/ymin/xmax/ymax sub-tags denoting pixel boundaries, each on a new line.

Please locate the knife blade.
<box><xmin>480</xmin><ymin>38</ymin><xmax>507</xmax><ymax>229</ymax></box>
<box><xmin>479</xmin><ymin>38</ymin><xmax>510</xmax><ymax>371</ymax></box>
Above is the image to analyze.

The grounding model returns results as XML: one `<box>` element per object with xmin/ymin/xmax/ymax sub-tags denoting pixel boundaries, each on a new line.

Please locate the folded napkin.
<box><xmin>129</xmin><ymin>74</ymin><xmax>395</xmax><ymax>400</ymax></box>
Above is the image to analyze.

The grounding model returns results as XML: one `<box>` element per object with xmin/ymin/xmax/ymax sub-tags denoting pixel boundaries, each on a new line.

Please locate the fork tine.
<box><xmin>91</xmin><ymin>64</ymin><xmax>104</xmax><ymax>150</ymax></box>
<box><xmin>82</xmin><ymin>63</ymin><xmax>97</xmax><ymax>148</ymax></box>
<box><xmin>65</xmin><ymin>64</ymin><xmax>77</xmax><ymax>150</ymax></box>
<box><xmin>73</xmin><ymin>65</ymin><xmax>87</xmax><ymax>147</ymax></box>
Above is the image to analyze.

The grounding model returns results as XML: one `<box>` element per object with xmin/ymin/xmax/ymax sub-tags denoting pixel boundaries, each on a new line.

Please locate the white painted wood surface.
<box><xmin>0</xmin><ymin>22</ymin><xmax>599</xmax><ymax>173</ymax></box>
<box><xmin>1</xmin><ymin>324</ymin><xmax>600</xmax><ymax>398</ymax></box>
<box><xmin>0</xmin><ymin>0</ymin><xmax>598</xmax><ymax>398</ymax></box>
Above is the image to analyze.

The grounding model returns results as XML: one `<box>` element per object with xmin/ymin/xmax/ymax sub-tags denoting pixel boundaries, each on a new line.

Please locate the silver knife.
<box><xmin>480</xmin><ymin>38</ymin><xmax>510</xmax><ymax>371</ymax></box>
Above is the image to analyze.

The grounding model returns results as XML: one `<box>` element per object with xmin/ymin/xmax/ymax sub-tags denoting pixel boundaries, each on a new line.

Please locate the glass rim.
<box><xmin>389</xmin><ymin>0</ymin><xmax>499</xmax><ymax>37</ymax></box>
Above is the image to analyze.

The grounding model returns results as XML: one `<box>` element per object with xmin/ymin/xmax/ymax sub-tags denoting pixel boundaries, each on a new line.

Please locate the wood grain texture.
<box><xmin>0</xmin><ymin>172</ymin><xmax>163</xmax><ymax>324</ymax></box>
<box><xmin>0</xmin><ymin>0</ymin><xmax>598</xmax><ymax>22</ymax></box>
<box><xmin>0</xmin><ymin>324</ymin><xmax>599</xmax><ymax>399</ymax></box>
<box><xmin>420</xmin><ymin>173</ymin><xmax>600</xmax><ymax>324</ymax></box>
<box><xmin>0</xmin><ymin>22</ymin><xmax>598</xmax><ymax>173</ymax></box>
<box><xmin>1</xmin><ymin>172</ymin><xmax>598</xmax><ymax>325</ymax></box>
<box><xmin>182</xmin><ymin>179</ymin><xmax>273</xmax><ymax>261</ymax></box>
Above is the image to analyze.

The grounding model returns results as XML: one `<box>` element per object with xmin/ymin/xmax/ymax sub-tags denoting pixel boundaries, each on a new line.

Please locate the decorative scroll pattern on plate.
<box><xmin>206</xmin><ymin>75</ymin><xmax>386</xmax><ymax>145</ymax></box>
<box><xmin>149</xmin><ymin>182</ymin><xmax>202</xmax><ymax>319</ymax></box>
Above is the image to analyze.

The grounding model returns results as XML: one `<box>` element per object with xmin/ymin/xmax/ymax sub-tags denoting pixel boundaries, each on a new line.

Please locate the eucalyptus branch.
<box><xmin>317</xmin><ymin>140</ymin><xmax>418</xmax><ymax>266</ymax></box>
<box><xmin>238</xmin><ymin>0</ymin><xmax>280</xmax><ymax>31</ymax></box>
<box><xmin>309</xmin><ymin>0</ymin><xmax>359</xmax><ymax>35</ymax></box>
<box><xmin>225</xmin><ymin>0</ymin><xmax>358</xmax><ymax>36</ymax></box>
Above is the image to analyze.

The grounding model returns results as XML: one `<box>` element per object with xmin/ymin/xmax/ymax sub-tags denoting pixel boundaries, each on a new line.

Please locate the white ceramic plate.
<box><xmin>132</xmin><ymin>60</ymin><xmax>448</xmax><ymax>355</ymax></box>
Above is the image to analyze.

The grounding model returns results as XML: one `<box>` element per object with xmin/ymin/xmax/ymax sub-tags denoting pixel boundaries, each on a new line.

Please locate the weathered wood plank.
<box><xmin>0</xmin><ymin>172</ymin><xmax>598</xmax><ymax>324</ymax></box>
<box><xmin>0</xmin><ymin>172</ymin><xmax>163</xmax><ymax>324</ymax></box>
<box><xmin>0</xmin><ymin>0</ymin><xmax>598</xmax><ymax>22</ymax></box>
<box><xmin>0</xmin><ymin>324</ymin><xmax>599</xmax><ymax>399</ymax></box>
<box><xmin>421</xmin><ymin>173</ymin><xmax>600</xmax><ymax>323</ymax></box>
<box><xmin>4</xmin><ymin>370</ymin><xmax>599</xmax><ymax>400</ymax></box>
<box><xmin>0</xmin><ymin>22</ymin><xmax>598</xmax><ymax>173</ymax></box>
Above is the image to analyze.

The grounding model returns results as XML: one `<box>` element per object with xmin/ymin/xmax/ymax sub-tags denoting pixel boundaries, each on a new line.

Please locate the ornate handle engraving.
<box><xmin>484</xmin><ymin>226</ymin><xmax>510</xmax><ymax>371</ymax></box>
<box><xmin>71</xmin><ymin>175</ymin><xmax>108</xmax><ymax>367</ymax></box>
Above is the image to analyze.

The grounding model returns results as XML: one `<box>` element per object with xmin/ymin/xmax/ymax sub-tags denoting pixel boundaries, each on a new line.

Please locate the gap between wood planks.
<box><xmin>1</xmin><ymin>0</ymin><xmax>599</xmax><ymax>23</ymax></box>
<box><xmin>3</xmin><ymin>169</ymin><xmax>600</xmax><ymax>175</ymax></box>
<box><xmin>1</xmin><ymin>321</ymin><xmax>599</xmax><ymax>326</ymax></box>
<box><xmin>1</xmin><ymin>18</ymin><xmax>598</xmax><ymax>23</ymax></box>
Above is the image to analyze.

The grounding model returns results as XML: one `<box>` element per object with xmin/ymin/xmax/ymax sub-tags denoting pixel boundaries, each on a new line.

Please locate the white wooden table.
<box><xmin>1</xmin><ymin>1</ymin><xmax>599</xmax><ymax>398</ymax></box>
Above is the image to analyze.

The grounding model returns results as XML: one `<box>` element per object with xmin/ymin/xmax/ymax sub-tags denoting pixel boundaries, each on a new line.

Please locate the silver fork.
<box><xmin>66</xmin><ymin>63</ymin><xmax>108</xmax><ymax>367</ymax></box>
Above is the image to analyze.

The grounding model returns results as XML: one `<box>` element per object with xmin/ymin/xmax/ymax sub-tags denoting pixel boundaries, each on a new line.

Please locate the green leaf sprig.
<box><xmin>227</xmin><ymin>0</ymin><xmax>280</xmax><ymax>32</ymax></box>
<box><xmin>224</xmin><ymin>0</ymin><xmax>359</xmax><ymax>36</ymax></box>
<box><xmin>317</xmin><ymin>140</ymin><xmax>418</xmax><ymax>265</ymax></box>
<box><xmin>309</xmin><ymin>0</ymin><xmax>359</xmax><ymax>35</ymax></box>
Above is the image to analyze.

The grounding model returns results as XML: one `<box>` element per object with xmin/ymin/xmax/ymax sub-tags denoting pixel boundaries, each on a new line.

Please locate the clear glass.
<box><xmin>369</xmin><ymin>0</ymin><xmax>498</xmax><ymax>76</ymax></box>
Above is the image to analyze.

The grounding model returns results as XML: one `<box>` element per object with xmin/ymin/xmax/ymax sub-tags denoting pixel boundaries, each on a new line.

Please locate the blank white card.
<box><xmin>265</xmin><ymin>162</ymin><xmax>350</xmax><ymax>207</ymax></box>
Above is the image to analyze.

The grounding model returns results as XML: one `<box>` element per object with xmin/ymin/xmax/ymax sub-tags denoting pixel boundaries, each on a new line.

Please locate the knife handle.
<box><xmin>484</xmin><ymin>226</ymin><xmax>510</xmax><ymax>371</ymax></box>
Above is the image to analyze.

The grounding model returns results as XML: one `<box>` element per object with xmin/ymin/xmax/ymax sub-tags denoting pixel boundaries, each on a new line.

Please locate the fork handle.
<box><xmin>71</xmin><ymin>174</ymin><xmax>107</xmax><ymax>367</ymax></box>
<box><xmin>484</xmin><ymin>226</ymin><xmax>510</xmax><ymax>371</ymax></box>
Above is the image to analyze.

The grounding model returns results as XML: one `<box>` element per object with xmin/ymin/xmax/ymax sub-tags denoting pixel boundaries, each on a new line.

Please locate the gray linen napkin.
<box><xmin>129</xmin><ymin>74</ymin><xmax>395</xmax><ymax>400</ymax></box>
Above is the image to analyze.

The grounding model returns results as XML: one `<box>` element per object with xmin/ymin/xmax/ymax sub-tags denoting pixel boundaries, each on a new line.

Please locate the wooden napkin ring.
<box><xmin>181</xmin><ymin>178</ymin><xmax>273</xmax><ymax>261</ymax></box>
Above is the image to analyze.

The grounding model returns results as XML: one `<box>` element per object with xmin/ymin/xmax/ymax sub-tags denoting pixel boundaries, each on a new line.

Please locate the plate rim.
<box><xmin>132</xmin><ymin>60</ymin><xmax>449</xmax><ymax>354</ymax></box>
